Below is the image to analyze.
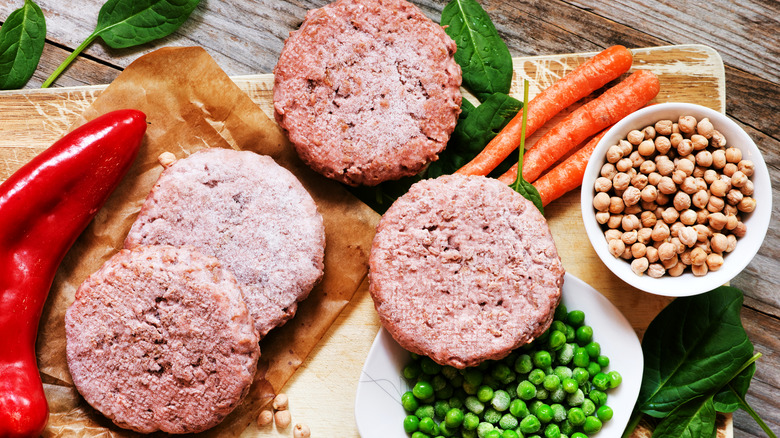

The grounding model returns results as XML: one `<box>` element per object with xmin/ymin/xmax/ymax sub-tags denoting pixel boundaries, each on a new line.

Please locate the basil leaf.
<box><xmin>441</xmin><ymin>0</ymin><xmax>512</xmax><ymax>101</ymax></box>
<box><xmin>652</xmin><ymin>396</ymin><xmax>717</xmax><ymax>438</ymax></box>
<box><xmin>713</xmin><ymin>362</ymin><xmax>756</xmax><ymax>413</ymax></box>
<box><xmin>637</xmin><ymin>286</ymin><xmax>754</xmax><ymax>418</ymax></box>
<box><xmin>428</xmin><ymin>92</ymin><xmax>520</xmax><ymax>178</ymax></box>
<box><xmin>0</xmin><ymin>0</ymin><xmax>46</xmax><ymax>89</ymax></box>
<box><xmin>95</xmin><ymin>0</ymin><xmax>200</xmax><ymax>48</ymax></box>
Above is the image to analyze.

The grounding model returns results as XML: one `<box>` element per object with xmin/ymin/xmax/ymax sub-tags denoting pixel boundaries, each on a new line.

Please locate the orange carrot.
<box><xmin>455</xmin><ymin>45</ymin><xmax>633</xmax><ymax>177</ymax></box>
<box><xmin>498</xmin><ymin>69</ymin><xmax>660</xmax><ymax>184</ymax></box>
<box><xmin>532</xmin><ymin>128</ymin><xmax>609</xmax><ymax>206</ymax></box>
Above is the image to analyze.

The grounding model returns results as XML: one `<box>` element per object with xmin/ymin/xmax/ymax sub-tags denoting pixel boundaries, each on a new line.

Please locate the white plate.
<box><xmin>354</xmin><ymin>273</ymin><xmax>643</xmax><ymax>438</ymax></box>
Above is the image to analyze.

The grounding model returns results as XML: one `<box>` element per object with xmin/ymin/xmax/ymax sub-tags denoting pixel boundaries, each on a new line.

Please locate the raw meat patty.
<box><xmin>369</xmin><ymin>175</ymin><xmax>565</xmax><ymax>368</ymax></box>
<box><xmin>124</xmin><ymin>148</ymin><xmax>325</xmax><ymax>338</ymax></box>
<box><xmin>65</xmin><ymin>245</ymin><xmax>260</xmax><ymax>434</ymax></box>
<box><xmin>273</xmin><ymin>0</ymin><xmax>462</xmax><ymax>186</ymax></box>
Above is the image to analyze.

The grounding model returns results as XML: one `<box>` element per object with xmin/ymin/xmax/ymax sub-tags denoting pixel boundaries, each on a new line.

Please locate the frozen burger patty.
<box><xmin>273</xmin><ymin>0</ymin><xmax>462</xmax><ymax>186</ymax></box>
<box><xmin>65</xmin><ymin>245</ymin><xmax>260</xmax><ymax>434</ymax></box>
<box><xmin>369</xmin><ymin>175</ymin><xmax>565</xmax><ymax>368</ymax></box>
<box><xmin>125</xmin><ymin>148</ymin><xmax>325</xmax><ymax>338</ymax></box>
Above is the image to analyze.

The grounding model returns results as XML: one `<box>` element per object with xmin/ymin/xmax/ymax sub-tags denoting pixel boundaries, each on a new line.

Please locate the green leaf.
<box><xmin>507</xmin><ymin>79</ymin><xmax>543</xmax><ymax>214</ymax></box>
<box><xmin>511</xmin><ymin>176</ymin><xmax>543</xmax><ymax>214</ymax></box>
<box><xmin>441</xmin><ymin>0</ymin><xmax>512</xmax><ymax>101</ymax></box>
<box><xmin>0</xmin><ymin>0</ymin><xmax>46</xmax><ymax>89</ymax></box>
<box><xmin>652</xmin><ymin>396</ymin><xmax>717</xmax><ymax>438</ymax></box>
<box><xmin>713</xmin><ymin>362</ymin><xmax>755</xmax><ymax>413</ymax></box>
<box><xmin>427</xmin><ymin>93</ymin><xmax>520</xmax><ymax>178</ymax></box>
<box><xmin>637</xmin><ymin>286</ymin><xmax>754</xmax><ymax>418</ymax></box>
<box><xmin>95</xmin><ymin>0</ymin><xmax>200</xmax><ymax>49</ymax></box>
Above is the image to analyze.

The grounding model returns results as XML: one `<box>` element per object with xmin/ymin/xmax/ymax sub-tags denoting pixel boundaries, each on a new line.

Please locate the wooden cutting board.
<box><xmin>0</xmin><ymin>44</ymin><xmax>730</xmax><ymax>437</ymax></box>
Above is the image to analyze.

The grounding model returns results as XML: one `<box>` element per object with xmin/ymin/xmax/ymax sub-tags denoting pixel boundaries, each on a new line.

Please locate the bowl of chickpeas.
<box><xmin>580</xmin><ymin>102</ymin><xmax>771</xmax><ymax>297</ymax></box>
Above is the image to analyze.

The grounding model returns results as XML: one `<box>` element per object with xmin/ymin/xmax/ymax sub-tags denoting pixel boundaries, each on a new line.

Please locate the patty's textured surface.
<box><xmin>273</xmin><ymin>0</ymin><xmax>462</xmax><ymax>186</ymax></box>
<box><xmin>369</xmin><ymin>175</ymin><xmax>565</xmax><ymax>368</ymax></box>
<box><xmin>125</xmin><ymin>149</ymin><xmax>325</xmax><ymax>337</ymax></box>
<box><xmin>65</xmin><ymin>245</ymin><xmax>260</xmax><ymax>434</ymax></box>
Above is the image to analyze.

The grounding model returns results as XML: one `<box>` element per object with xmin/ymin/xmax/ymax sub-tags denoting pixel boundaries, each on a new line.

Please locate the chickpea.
<box><xmin>631</xmin><ymin>173</ymin><xmax>649</xmax><ymax>190</ymax></box>
<box><xmin>641</xmin><ymin>200</ymin><xmax>658</xmax><ymax>211</ymax></box>
<box><xmin>726</xmin><ymin>189</ymin><xmax>743</xmax><ymax>206</ymax></box>
<box><xmin>622</xmin><ymin>186</ymin><xmax>641</xmax><ymax>207</ymax></box>
<box><xmin>640</xmin><ymin>186</ymin><xmax>658</xmax><ymax>204</ymax></box>
<box><xmin>294</xmin><ymin>424</ymin><xmax>312</xmax><ymax>438</ymax></box>
<box><xmin>678</xmin><ymin>115</ymin><xmax>697</xmax><ymax>134</ymax></box>
<box><xmin>709</xmin><ymin>179</ymin><xmax>728</xmax><ymax>197</ymax></box>
<box><xmin>608</xmin><ymin>239</ymin><xmax>626</xmax><ymax>258</ymax></box>
<box><xmin>625</xmin><ymin>204</ymin><xmax>642</xmax><ymax>215</ymax></box>
<box><xmin>710</xmin><ymin>130</ymin><xmax>727</xmax><ymax>148</ymax></box>
<box><xmin>275</xmin><ymin>410</ymin><xmax>292</xmax><ymax>429</ymax></box>
<box><xmin>607</xmin><ymin>214</ymin><xmax>624</xmax><ymax>229</ymax></box>
<box><xmin>631</xmin><ymin>242</ymin><xmax>647</xmax><ymax>258</ymax></box>
<box><xmin>731</xmin><ymin>171</ymin><xmax>748</xmax><ymax>188</ymax></box>
<box><xmin>725</xmin><ymin>214</ymin><xmax>739</xmax><ymax>231</ymax></box>
<box><xmin>694</xmin><ymin>177</ymin><xmax>708</xmax><ymax>192</ymax></box>
<box><xmin>691</xmin><ymin>247</ymin><xmax>708</xmax><ymax>266</ymax></box>
<box><xmin>680</xmin><ymin>176</ymin><xmax>698</xmax><ymax>194</ymax></box>
<box><xmin>657</xmin><ymin>176</ymin><xmax>676</xmax><ymax>195</ymax></box>
<box><xmin>726</xmin><ymin>234</ymin><xmax>738</xmax><ymax>252</ymax></box>
<box><xmin>258</xmin><ymin>410</ymin><xmax>274</xmax><ymax>427</ymax></box>
<box><xmin>629</xmin><ymin>151</ymin><xmax>644</xmax><ymax>168</ymax></box>
<box><xmin>616</xmin><ymin>158</ymin><xmax>633</xmax><ymax>172</ymax></box>
<box><xmin>622</xmin><ymin>230</ymin><xmax>638</xmax><ymax>245</ymax></box>
<box><xmin>723</xmin><ymin>162</ymin><xmax>738</xmax><ymax>177</ymax></box>
<box><xmin>723</xmin><ymin>204</ymin><xmax>738</xmax><ymax>217</ymax></box>
<box><xmin>738</xmin><ymin>197</ymin><xmax>756</xmax><ymax>213</ymax></box>
<box><xmin>606</xmin><ymin>145</ymin><xmax>624</xmax><ymax>163</ymax></box>
<box><xmin>646</xmin><ymin>246</ymin><xmax>659</xmax><ymax>263</ymax></box>
<box><xmin>655</xmin><ymin>120</ymin><xmax>673</xmax><ymax>136</ymax></box>
<box><xmin>605</xmin><ymin>229</ymin><xmax>623</xmax><ymax>242</ymax></box>
<box><xmin>593</xmin><ymin>192</ymin><xmax>610</xmax><ymax>211</ymax></box>
<box><xmin>601</xmin><ymin>162</ymin><xmax>617</xmax><ymax>179</ymax></box>
<box><xmin>656</xmin><ymin>158</ymin><xmax>675</xmax><ymax>176</ymax></box>
<box><xmin>631</xmin><ymin>257</ymin><xmax>649</xmax><ymax>276</ymax></box>
<box><xmin>672</xmin><ymin>169</ymin><xmax>687</xmax><ymax>185</ymax></box>
<box><xmin>639</xmin><ymin>160</ymin><xmax>657</xmax><ymax>174</ymax></box>
<box><xmin>670</xmin><ymin>221</ymin><xmax>684</xmax><ymax>238</ymax></box>
<box><xmin>738</xmin><ymin>160</ymin><xmax>755</xmax><ymax>177</ymax></box>
<box><xmin>676</xmin><ymin>138</ymin><xmax>694</xmax><ymax>156</ymax></box>
<box><xmin>733</xmin><ymin>221</ymin><xmax>747</xmax><ymax>237</ymax></box>
<box><xmin>595</xmin><ymin>211</ymin><xmax>610</xmax><ymax>224</ymax></box>
<box><xmin>668</xmin><ymin>261</ymin><xmax>686</xmax><ymax>277</ymax></box>
<box><xmin>654</xmin><ymin>136</ymin><xmax>672</xmax><ymax>154</ymax></box>
<box><xmin>680</xmin><ymin>209</ymin><xmax>697</xmax><ymax>226</ymax></box>
<box><xmin>613</xmin><ymin>172</ymin><xmax>631</xmax><ymax>191</ymax></box>
<box><xmin>740</xmin><ymin>179</ymin><xmax>754</xmax><ymax>196</ymax></box>
<box><xmin>696</xmin><ymin>209</ymin><xmax>710</xmax><ymax>225</ymax></box>
<box><xmin>656</xmin><ymin>192</ymin><xmax>670</xmax><ymax>206</ymax></box>
<box><xmin>706</xmin><ymin>196</ymin><xmax>724</xmax><ymax>213</ymax></box>
<box><xmin>627</xmin><ymin>129</ymin><xmax>644</xmax><ymax>145</ymax></box>
<box><xmin>708</xmin><ymin>212</ymin><xmax>727</xmax><ymax>230</ymax></box>
<box><xmin>695</xmin><ymin>150</ymin><xmax>713</xmax><ymax>167</ymax></box>
<box><xmin>638</xmin><ymin>139</ymin><xmax>655</xmax><ymax>156</ymax></box>
<box><xmin>640</xmin><ymin>210</ymin><xmax>657</xmax><ymax>228</ymax></box>
<box><xmin>702</xmin><ymin>169</ymin><xmax>718</xmax><ymax>185</ymax></box>
<box><xmin>678</xmin><ymin>226</ymin><xmax>698</xmax><ymax>247</ymax></box>
<box><xmin>626</xmin><ymin>167</ymin><xmax>638</xmax><ymax>180</ymax></box>
<box><xmin>675</xmin><ymin>158</ymin><xmax>694</xmax><ymax>176</ymax></box>
<box><xmin>710</xmin><ymin>233</ymin><xmax>728</xmax><ymax>254</ymax></box>
<box><xmin>680</xmin><ymin>249</ymin><xmax>693</xmax><ymax>265</ymax></box>
<box><xmin>693</xmin><ymin>224</ymin><xmax>712</xmax><ymax>242</ymax></box>
<box><xmin>725</xmin><ymin>147</ymin><xmax>742</xmax><ymax>163</ymax></box>
<box><xmin>637</xmin><ymin>227</ymin><xmax>653</xmax><ymax>244</ymax></box>
<box><xmin>593</xmin><ymin>176</ymin><xmax>611</xmax><ymax>193</ymax></box>
<box><xmin>696</xmin><ymin>117</ymin><xmax>714</xmax><ymax>138</ymax></box>
<box><xmin>692</xmin><ymin>165</ymin><xmax>706</xmax><ymax>178</ymax></box>
<box><xmin>273</xmin><ymin>393</ymin><xmax>290</xmax><ymax>410</ymax></box>
<box><xmin>670</xmin><ymin>132</ymin><xmax>683</xmax><ymax>148</ymax></box>
<box><xmin>691</xmin><ymin>134</ymin><xmax>709</xmax><ymax>151</ymax></box>
<box><xmin>619</xmin><ymin>139</ymin><xmax>633</xmax><ymax>156</ymax></box>
<box><xmin>712</xmin><ymin>149</ymin><xmax>726</xmax><ymax>169</ymax></box>
<box><xmin>657</xmin><ymin>242</ymin><xmax>676</xmax><ymax>261</ymax></box>
<box><xmin>662</xmin><ymin>207</ymin><xmax>679</xmax><ymax>224</ymax></box>
<box><xmin>706</xmin><ymin>253</ymin><xmax>724</xmax><ymax>271</ymax></box>
<box><xmin>647</xmin><ymin>263</ymin><xmax>666</xmax><ymax>278</ymax></box>
<box><xmin>672</xmin><ymin>122</ymin><xmax>680</xmax><ymax>133</ymax></box>
<box><xmin>651</xmin><ymin>222</ymin><xmax>670</xmax><ymax>241</ymax></box>
<box><xmin>622</xmin><ymin>214</ymin><xmax>641</xmax><ymax>232</ymax></box>
<box><xmin>662</xmin><ymin>253</ymin><xmax>679</xmax><ymax>270</ymax></box>
<box><xmin>642</xmin><ymin>126</ymin><xmax>656</xmax><ymax>139</ymax></box>
<box><xmin>648</xmin><ymin>172</ymin><xmax>662</xmax><ymax>186</ymax></box>
<box><xmin>691</xmin><ymin>262</ymin><xmax>708</xmax><ymax>277</ymax></box>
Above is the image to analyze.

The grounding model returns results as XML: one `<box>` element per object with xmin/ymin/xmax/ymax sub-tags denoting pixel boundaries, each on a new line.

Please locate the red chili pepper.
<box><xmin>0</xmin><ymin>109</ymin><xmax>147</xmax><ymax>438</ymax></box>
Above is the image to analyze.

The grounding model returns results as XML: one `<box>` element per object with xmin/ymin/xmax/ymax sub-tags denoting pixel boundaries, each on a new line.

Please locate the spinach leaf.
<box><xmin>441</xmin><ymin>0</ymin><xmax>513</xmax><ymax>101</ymax></box>
<box><xmin>713</xmin><ymin>362</ymin><xmax>755</xmax><ymax>413</ymax></box>
<box><xmin>42</xmin><ymin>0</ymin><xmax>200</xmax><ymax>88</ymax></box>
<box><xmin>651</xmin><ymin>396</ymin><xmax>717</xmax><ymax>438</ymax></box>
<box><xmin>637</xmin><ymin>286</ymin><xmax>754</xmax><ymax>418</ymax></box>
<box><xmin>428</xmin><ymin>92</ymin><xmax>520</xmax><ymax>178</ymax></box>
<box><xmin>0</xmin><ymin>0</ymin><xmax>46</xmax><ymax>89</ymax></box>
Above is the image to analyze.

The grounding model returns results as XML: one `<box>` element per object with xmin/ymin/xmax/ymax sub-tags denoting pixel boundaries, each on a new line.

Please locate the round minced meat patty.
<box><xmin>124</xmin><ymin>148</ymin><xmax>325</xmax><ymax>338</ymax></box>
<box><xmin>369</xmin><ymin>175</ymin><xmax>565</xmax><ymax>368</ymax></box>
<box><xmin>65</xmin><ymin>245</ymin><xmax>260</xmax><ymax>434</ymax></box>
<box><xmin>273</xmin><ymin>0</ymin><xmax>462</xmax><ymax>186</ymax></box>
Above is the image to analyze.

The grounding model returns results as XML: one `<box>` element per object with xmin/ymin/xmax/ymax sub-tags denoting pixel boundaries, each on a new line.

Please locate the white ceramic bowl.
<box><xmin>581</xmin><ymin>102</ymin><xmax>772</xmax><ymax>297</ymax></box>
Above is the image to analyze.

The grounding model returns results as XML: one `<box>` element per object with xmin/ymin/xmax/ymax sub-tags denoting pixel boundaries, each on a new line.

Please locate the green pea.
<box><xmin>565</xmin><ymin>325</ymin><xmax>576</xmax><ymax>342</ymax></box>
<box><xmin>589</xmin><ymin>389</ymin><xmax>607</xmax><ymax>406</ymax></box>
<box><xmin>582</xmin><ymin>398</ymin><xmax>596</xmax><ymax>416</ymax></box>
<box><xmin>587</xmin><ymin>361</ymin><xmax>602</xmax><ymax>377</ymax></box>
<box><xmin>432</xmin><ymin>374</ymin><xmax>448</xmax><ymax>391</ymax></box>
<box><xmin>484</xmin><ymin>430</ymin><xmax>502</xmax><ymax>438</ymax></box>
<box><xmin>583</xmin><ymin>415</ymin><xmax>603</xmax><ymax>433</ymax></box>
<box><xmin>421</xmin><ymin>357</ymin><xmax>443</xmax><ymax>375</ymax></box>
<box><xmin>544</xmin><ymin>423</ymin><xmax>561</xmax><ymax>438</ymax></box>
<box><xmin>484</xmin><ymin>407</ymin><xmax>502</xmax><ymax>424</ymax></box>
<box><xmin>464</xmin><ymin>369</ymin><xmax>484</xmax><ymax>387</ymax></box>
<box><xmin>517</xmin><ymin>381</ymin><xmax>536</xmax><ymax>401</ymax></box>
<box><xmin>483</xmin><ymin>374</ymin><xmax>500</xmax><ymax>390</ymax></box>
<box><xmin>419</xmin><ymin>416</ymin><xmax>439</xmax><ymax>435</ymax></box>
<box><xmin>499</xmin><ymin>412</ymin><xmax>519</xmax><ymax>430</ymax></box>
<box><xmin>448</xmin><ymin>396</ymin><xmax>463</xmax><ymax>410</ymax></box>
<box><xmin>567</xmin><ymin>310</ymin><xmax>585</xmax><ymax>327</ymax></box>
<box><xmin>514</xmin><ymin>354</ymin><xmax>533</xmax><ymax>374</ymax></box>
<box><xmin>492</xmin><ymin>363</ymin><xmax>512</xmax><ymax>381</ymax></box>
<box><xmin>415</xmin><ymin>405</ymin><xmax>435</xmax><ymax>419</ymax></box>
<box><xmin>413</xmin><ymin>381</ymin><xmax>435</xmax><ymax>400</ymax></box>
<box><xmin>561</xmin><ymin>378</ymin><xmax>578</xmax><ymax>393</ymax></box>
<box><xmin>520</xmin><ymin>415</ymin><xmax>541</xmax><ymax>433</ymax></box>
<box><xmin>551</xmin><ymin>320</ymin><xmax>567</xmax><ymax>334</ymax></box>
<box><xmin>543</xmin><ymin>374</ymin><xmax>561</xmax><ymax>391</ymax></box>
<box><xmin>609</xmin><ymin>370</ymin><xmax>623</xmax><ymax>388</ymax></box>
<box><xmin>533</xmin><ymin>351</ymin><xmax>552</xmax><ymax>368</ymax></box>
<box><xmin>463</xmin><ymin>381</ymin><xmax>479</xmax><ymax>395</ymax></box>
<box><xmin>445</xmin><ymin>407</ymin><xmax>464</xmax><ymax>428</ymax></box>
<box><xmin>560</xmin><ymin>420</ymin><xmax>575</xmax><ymax>435</ymax></box>
<box><xmin>536</xmin><ymin>404</ymin><xmax>553</xmax><ymax>423</ymax></box>
<box><xmin>567</xmin><ymin>407</ymin><xmax>586</xmax><ymax>426</ymax></box>
<box><xmin>597</xmin><ymin>405</ymin><xmax>614</xmax><ymax>421</ymax></box>
<box><xmin>403</xmin><ymin>415</ymin><xmax>420</xmax><ymax>433</ymax></box>
<box><xmin>554</xmin><ymin>303</ymin><xmax>568</xmax><ymax>321</ymax></box>
<box><xmin>477</xmin><ymin>421</ymin><xmax>495</xmax><ymax>437</ymax></box>
<box><xmin>548</xmin><ymin>330</ymin><xmax>567</xmax><ymax>350</ymax></box>
<box><xmin>438</xmin><ymin>420</ymin><xmax>455</xmax><ymax>438</ymax></box>
<box><xmin>502</xmin><ymin>430</ymin><xmax>520</xmax><ymax>438</ymax></box>
<box><xmin>509</xmin><ymin>398</ymin><xmax>529</xmax><ymax>418</ymax></box>
<box><xmin>597</xmin><ymin>355</ymin><xmax>610</xmax><ymax>368</ymax></box>
<box><xmin>550</xmin><ymin>403</ymin><xmax>567</xmax><ymax>422</ymax></box>
<box><xmin>402</xmin><ymin>391</ymin><xmax>419</xmax><ymax>411</ymax></box>
<box><xmin>529</xmin><ymin>369</ymin><xmax>545</xmax><ymax>385</ymax></box>
<box><xmin>492</xmin><ymin>390</ymin><xmax>511</xmax><ymax>411</ymax></box>
<box><xmin>557</xmin><ymin>343</ymin><xmax>575</xmax><ymax>365</ymax></box>
<box><xmin>585</xmin><ymin>341</ymin><xmax>601</xmax><ymax>358</ymax></box>
<box><xmin>549</xmin><ymin>387</ymin><xmax>566</xmax><ymax>403</ymax></box>
<box><xmin>592</xmin><ymin>373</ymin><xmax>610</xmax><ymax>391</ymax></box>
<box><xmin>571</xmin><ymin>433</ymin><xmax>587</xmax><ymax>438</ymax></box>
<box><xmin>463</xmin><ymin>430</ymin><xmax>478</xmax><ymax>438</ymax></box>
<box><xmin>567</xmin><ymin>389</ymin><xmax>585</xmax><ymax>406</ymax></box>
<box><xmin>572</xmin><ymin>367</ymin><xmax>589</xmax><ymax>385</ymax></box>
<box><xmin>554</xmin><ymin>366</ymin><xmax>573</xmax><ymax>381</ymax></box>
<box><xmin>463</xmin><ymin>411</ymin><xmax>480</xmax><ymax>430</ymax></box>
<box><xmin>465</xmin><ymin>396</ymin><xmax>485</xmax><ymax>414</ymax></box>
<box><xmin>529</xmin><ymin>400</ymin><xmax>543</xmax><ymax>415</ymax></box>
<box><xmin>436</xmin><ymin>385</ymin><xmax>453</xmax><ymax>400</ymax></box>
<box><xmin>404</xmin><ymin>363</ymin><xmax>422</xmax><ymax>380</ymax></box>
<box><xmin>575</xmin><ymin>325</ymin><xmax>593</xmax><ymax>346</ymax></box>
<box><xmin>434</xmin><ymin>400</ymin><xmax>451</xmax><ymax>419</ymax></box>
<box><xmin>535</xmin><ymin>387</ymin><xmax>549</xmax><ymax>401</ymax></box>
<box><xmin>477</xmin><ymin>385</ymin><xmax>495</xmax><ymax>403</ymax></box>
<box><xmin>411</xmin><ymin>432</ymin><xmax>429</xmax><ymax>438</ymax></box>
<box><xmin>573</xmin><ymin>347</ymin><xmax>590</xmax><ymax>368</ymax></box>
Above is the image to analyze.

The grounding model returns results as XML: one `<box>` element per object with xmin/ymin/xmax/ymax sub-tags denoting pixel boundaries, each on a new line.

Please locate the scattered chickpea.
<box><xmin>693</xmin><ymin>224</ymin><xmax>712</xmax><ymax>242</ymax></box>
<box><xmin>709</xmin><ymin>179</ymin><xmax>728</xmax><ymax>197</ymax></box>
<box><xmin>642</xmin><ymin>126</ymin><xmax>656</xmax><ymax>139</ymax></box>
<box><xmin>677</xmin><ymin>138</ymin><xmax>694</xmax><ymax>156</ymax></box>
<box><xmin>593</xmin><ymin>192</ymin><xmax>610</xmax><ymax>212</ymax></box>
<box><xmin>294</xmin><ymin>424</ymin><xmax>312</xmax><ymax>438</ymax></box>
<box><xmin>595</xmin><ymin>211</ymin><xmax>610</xmax><ymax>225</ymax></box>
<box><xmin>690</xmin><ymin>247</ymin><xmax>708</xmax><ymax>266</ymax></box>
<box><xmin>621</xmin><ymin>229</ymin><xmax>639</xmax><ymax>245</ymax></box>
<box><xmin>258</xmin><ymin>410</ymin><xmax>274</xmax><ymax>427</ymax></box>
<box><xmin>661</xmin><ymin>207</ymin><xmax>679</xmax><ymax>224</ymax></box>
<box><xmin>678</xmin><ymin>227</ymin><xmax>698</xmax><ymax>247</ymax></box>
<box><xmin>733</xmin><ymin>221</ymin><xmax>747</xmax><ymax>237</ymax></box>
<box><xmin>725</xmin><ymin>214</ymin><xmax>739</xmax><ymax>231</ymax></box>
<box><xmin>726</xmin><ymin>189</ymin><xmax>743</xmax><ymax>206</ymax></box>
<box><xmin>740</xmin><ymin>179</ymin><xmax>754</xmax><ymax>196</ymax></box>
<box><xmin>706</xmin><ymin>196</ymin><xmax>724</xmax><ymax>213</ymax></box>
<box><xmin>275</xmin><ymin>410</ymin><xmax>292</xmax><ymax>429</ymax></box>
<box><xmin>727</xmin><ymin>235</ymin><xmax>738</xmax><ymax>252</ymax></box>
<box><xmin>647</xmin><ymin>172</ymin><xmax>662</xmax><ymax>186</ymax></box>
<box><xmin>637</xmin><ymin>227</ymin><xmax>653</xmax><ymax>244</ymax></box>
<box><xmin>710</xmin><ymin>233</ymin><xmax>728</xmax><ymax>254</ymax></box>
<box><xmin>658</xmin><ymin>242</ymin><xmax>676</xmax><ymax>261</ymax></box>
<box><xmin>655</xmin><ymin>136</ymin><xmax>671</xmax><ymax>154</ymax></box>
<box><xmin>695</xmin><ymin>209</ymin><xmax>709</xmax><ymax>225</ymax></box>
<box><xmin>656</xmin><ymin>159</ymin><xmax>675</xmax><ymax>176</ymax></box>
<box><xmin>662</xmin><ymin>253</ymin><xmax>679</xmax><ymax>270</ymax></box>
<box><xmin>651</xmin><ymin>222</ymin><xmax>670</xmax><ymax>241</ymax></box>
<box><xmin>609</xmin><ymin>197</ymin><xmax>625</xmax><ymax>214</ymax></box>
<box><xmin>657</xmin><ymin>176</ymin><xmax>676</xmax><ymax>195</ymax></box>
<box><xmin>708</xmin><ymin>212</ymin><xmax>727</xmax><ymax>230</ymax></box>
<box><xmin>695</xmin><ymin>150</ymin><xmax>713</xmax><ymax>167</ymax></box>
<box><xmin>594</xmin><ymin>177</ymin><xmax>612</xmax><ymax>193</ymax></box>
<box><xmin>605</xmin><ymin>229</ymin><xmax>623</xmax><ymax>242</ymax></box>
<box><xmin>668</xmin><ymin>261</ymin><xmax>686</xmax><ymax>277</ymax></box>
<box><xmin>631</xmin><ymin>242</ymin><xmax>647</xmax><ymax>258</ymax></box>
<box><xmin>639</xmin><ymin>160</ymin><xmax>657</xmax><ymax>174</ymax></box>
<box><xmin>629</xmin><ymin>151</ymin><xmax>644</xmax><ymax>167</ymax></box>
<box><xmin>679</xmin><ymin>209</ymin><xmax>698</xmax><ymax>226</ymax></box>
<box><xmin>273</xmin><ymin>393</ymin><xmax>289</xmax><ymax>411</ymax></box>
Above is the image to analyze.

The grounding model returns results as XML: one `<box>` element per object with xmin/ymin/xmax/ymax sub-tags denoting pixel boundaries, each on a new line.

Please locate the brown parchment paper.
<box><xmin>36</xmin><ymin>46</ymin><xmax>381</xmax><ymax>437</ymax></box>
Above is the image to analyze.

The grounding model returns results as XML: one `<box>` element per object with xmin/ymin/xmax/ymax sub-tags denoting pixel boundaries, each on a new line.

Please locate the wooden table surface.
<box><xmin>1</xmin><ymin>0</ymin><xmax>777</xmax><ymax>437</ymax></box>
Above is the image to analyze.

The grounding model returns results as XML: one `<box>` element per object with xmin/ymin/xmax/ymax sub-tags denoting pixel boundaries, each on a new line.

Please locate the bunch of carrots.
<box><xmin>455</xmin><ymin>45</ymin><xmax>661</xmax><ymax>206</ymax></box>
